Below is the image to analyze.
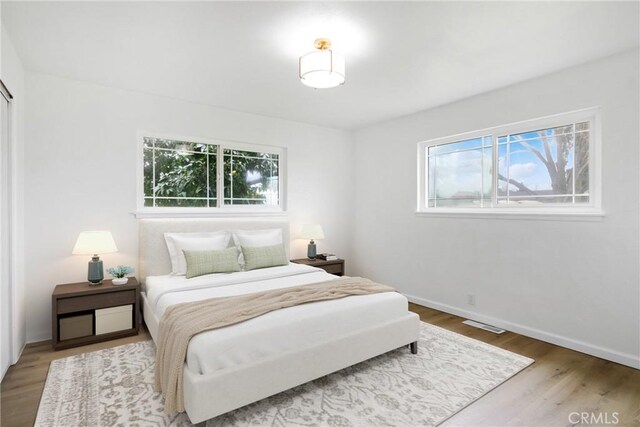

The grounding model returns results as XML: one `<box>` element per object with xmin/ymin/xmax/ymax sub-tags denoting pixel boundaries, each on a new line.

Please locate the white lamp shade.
<box><xmin>72</xmin><ymin>231</ymin><xmax>118</xmax><ymax>255</ymax></box>
<box><xmin>299</xmin><ymin>49</ymin><xmax>345</xmax><ymax>89</ymax></box>
<box><xmin>300</xmin><ymin>224</ymin><xmax>325</xmax><ymax>240</ymax></box>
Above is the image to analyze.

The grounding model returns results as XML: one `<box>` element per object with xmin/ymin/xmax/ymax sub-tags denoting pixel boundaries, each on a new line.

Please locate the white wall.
<box><xmin>1</xmin><ymin>27</ymin><xmax>25</xmax><ymax>367</ymax></box>
<box><xmin>24</xmin><ymin>72</ymin><xmax>354</xmax><ymax>342</ymax></box>
<box><xmin>351</xmin><ymin>49</ymin><xmax>640</xmax><ymax>368</ymax></box>
<box><xmin>19</xmin><ymin>46</ymin><xmax>639</xmax><ymax>370</ymax></box>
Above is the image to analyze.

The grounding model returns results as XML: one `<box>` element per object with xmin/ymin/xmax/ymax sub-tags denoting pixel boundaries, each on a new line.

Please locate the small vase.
<box><xmin>112</xmin><ymin>277</ymin><xmax>128</xmax><ymax>285</ymax></box>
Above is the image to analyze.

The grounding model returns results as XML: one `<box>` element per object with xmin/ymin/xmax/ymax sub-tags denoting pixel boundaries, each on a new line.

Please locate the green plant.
<box><xmin>106</xmin><ymin>265</ymin><xmax>134</xmax><ymax>278</ymax></box>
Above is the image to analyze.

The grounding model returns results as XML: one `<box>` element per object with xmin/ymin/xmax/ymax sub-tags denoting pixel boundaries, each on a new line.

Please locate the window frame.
<box><xmin>417</xmin><ymin>108</ymin><xmax>603</xmax><ymax>220</ymax></box>
<box><xmin>136</xmin><ymin>132</ymin><xmax>287</xmax><ymax>218</ymax></box>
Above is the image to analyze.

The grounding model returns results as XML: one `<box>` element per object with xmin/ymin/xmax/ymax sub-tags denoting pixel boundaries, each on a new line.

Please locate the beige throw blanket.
<box><xmin>154</xmin><ymin>277</ymin><xmax>396</xmax><ymax>413</ymax></box>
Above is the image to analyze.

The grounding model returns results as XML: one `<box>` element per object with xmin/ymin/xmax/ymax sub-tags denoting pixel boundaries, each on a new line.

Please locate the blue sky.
<box><xmin>429</xmin><ymin>129</ymin><xmax>583</xmax><ymax>198</ymax></box>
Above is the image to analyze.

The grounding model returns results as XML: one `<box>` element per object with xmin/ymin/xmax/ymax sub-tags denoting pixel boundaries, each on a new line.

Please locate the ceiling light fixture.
<box><xmin>299</xmin><ymin>38</ymin><xmax>345</xmax><ymax>89</ymax></box>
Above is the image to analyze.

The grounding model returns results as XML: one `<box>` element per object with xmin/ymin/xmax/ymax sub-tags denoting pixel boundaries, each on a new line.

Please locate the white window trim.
<box><xmin>134</xmin><ymin>131</ymin><xmax>287</xmax><ymax>218</ymax></box>
<box><xmin>416</xmin><ymin>108</ymin><xmax>603</xmax><ymax>221</ymax></box>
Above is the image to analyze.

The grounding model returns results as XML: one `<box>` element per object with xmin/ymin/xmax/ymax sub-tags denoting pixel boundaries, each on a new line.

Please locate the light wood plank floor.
<box><xmin>2</xmin><ymin>304</ymin><xmax>639</xmax><ymax>427</ymax></box>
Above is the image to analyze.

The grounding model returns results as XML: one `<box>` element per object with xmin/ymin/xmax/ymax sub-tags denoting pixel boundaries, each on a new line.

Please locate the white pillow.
<box><xmin>232</xmin><ymin>229</ymin><xmax>283</xmax><ymax>265</ymax></box>
<box><xmin>164</xmin><ymin>232</ymin><xmax>231</xmax><ymax>275</ymax></box>
<box><xmin>232</xmin><ymin>228</ymin><xmax>283</xmax><ymax>247</ymax></box>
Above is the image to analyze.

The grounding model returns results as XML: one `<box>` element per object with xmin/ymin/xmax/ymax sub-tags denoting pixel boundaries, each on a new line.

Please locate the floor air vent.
<box><xmin>462</xmin><ymin>320</ymin><xmax>506</xmax><ymax>334</ymax></box>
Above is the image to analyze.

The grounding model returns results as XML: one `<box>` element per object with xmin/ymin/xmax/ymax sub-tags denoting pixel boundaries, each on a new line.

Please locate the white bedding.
<box><xmin>145</xmin><ymin>263</ymin><xmax>409</xmax><ymax>376</ymax></box>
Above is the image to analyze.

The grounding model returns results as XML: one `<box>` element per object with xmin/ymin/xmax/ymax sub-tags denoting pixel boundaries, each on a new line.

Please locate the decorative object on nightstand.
<box><xmin>107</xmin><ymin>265</ymin><xmax>135</xmax><ymax>285</ymax></box>
<box><xmin>72</xmin><ymin>231</ymin><xmax>118</xmax><ymax>285</ymax></box>
<box><xmin>291</xmin><ymin>257</ymin><xmax>345</xmax><ymax>276</ymax></box>
<box><xmin>300</xmin><ymin>224</ymin><xmax>325</xmax><ymax>259</ymax></box>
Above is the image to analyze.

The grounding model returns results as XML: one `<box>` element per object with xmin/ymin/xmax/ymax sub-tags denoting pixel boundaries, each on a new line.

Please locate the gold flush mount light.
<box><xmin>299</xmin><ymin>38</ymin><xmax>345</xmax><ymax>89</ymax></box>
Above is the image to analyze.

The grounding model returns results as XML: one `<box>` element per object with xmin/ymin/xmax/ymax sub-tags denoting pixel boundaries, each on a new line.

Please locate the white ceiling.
<box><xmin>3</xmin><ymin>1</ymin><xmax>638</xmax><ymax>130</ymax></box>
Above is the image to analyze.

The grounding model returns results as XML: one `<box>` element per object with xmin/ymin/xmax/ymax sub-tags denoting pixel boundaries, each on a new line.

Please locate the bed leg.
<box><xmin>410</xmin><ymin>341</ymin><xmax>418</xmax><ymax>354</ymax></box>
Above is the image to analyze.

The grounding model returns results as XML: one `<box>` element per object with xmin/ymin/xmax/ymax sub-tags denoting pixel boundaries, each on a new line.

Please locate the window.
<box><xmin>418</xmin><ymin>109</ymin><xmax>600</xmax><ymax>215</ymax></box>
<box><xmin>141</xmin><ymin>136</ymin><xmax>284</xmax><ymax>212</ymax></box>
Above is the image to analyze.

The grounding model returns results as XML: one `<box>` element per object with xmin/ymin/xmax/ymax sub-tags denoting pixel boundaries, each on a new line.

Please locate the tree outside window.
<box><xmin>143</xmin><ymin>137</ymin><xmax>281</xmax><ymax>209</ymax></box>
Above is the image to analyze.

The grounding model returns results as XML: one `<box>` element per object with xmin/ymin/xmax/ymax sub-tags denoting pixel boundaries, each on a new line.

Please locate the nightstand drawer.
<box><xmin>57</xmin><ymin>290</ymin><xmax>136</xmax><ymax>314</ymax></box>
<box><xmin>322</xmin><ymin>263</ymin><xmax>344</xmax><ymax>275</ymax></box>
<box><xmin>290</xmin><ymin>258</ymin><xmax>345</xmax><ymax>276</ymax></box>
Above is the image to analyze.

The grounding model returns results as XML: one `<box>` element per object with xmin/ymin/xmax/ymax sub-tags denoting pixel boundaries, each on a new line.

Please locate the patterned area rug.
<box><xmin>35</xmin><ymin>322</ymin><xmax>533</xmax><ymax>427</ymax></box>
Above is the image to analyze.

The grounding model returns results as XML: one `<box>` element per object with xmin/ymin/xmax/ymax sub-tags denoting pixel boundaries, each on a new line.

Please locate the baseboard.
<box><xmin>12</xmin><ymin>342</ymin><xmax>26</xmax><ymax>364</ymax></box>
<box><xmin>0</xmin><ymin>363</ymin><xmax>8</xmax><ymax>382</ymax></box>
<box><xmin>406</xmin><ymin>294</ymin><xmax>640</xmax><ymax>370</ymax></box>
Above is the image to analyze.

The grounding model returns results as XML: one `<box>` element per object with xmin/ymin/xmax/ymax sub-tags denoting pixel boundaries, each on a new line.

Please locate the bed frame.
<box><xmin>139</xmin><ymin>218</ymin><xmax>420</xmax><ymax>424</ymax></box>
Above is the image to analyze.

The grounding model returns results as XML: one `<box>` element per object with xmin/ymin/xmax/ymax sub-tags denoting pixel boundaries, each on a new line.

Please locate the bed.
<box><xmin>139</xmin><ymin>218</ymin><xmax>420</xmax><ymax>424</ymax></box>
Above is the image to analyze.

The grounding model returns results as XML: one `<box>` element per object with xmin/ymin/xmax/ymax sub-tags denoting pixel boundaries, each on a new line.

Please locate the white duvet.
<box><xmin>144</xmin><ymin>263</ymin><xmax>409</xmax><ymax>375</ymax></box>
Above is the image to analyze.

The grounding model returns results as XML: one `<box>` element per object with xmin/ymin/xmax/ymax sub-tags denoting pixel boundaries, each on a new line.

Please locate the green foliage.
<box><xmin>106</xmin><ymin>265</ymin><xmax>134</xmax><ymax>278</ymax></box>
<box><xmin>143</xmin><ymin>138</ymin><xmax>279</xmax><ymax>207</ymax></box>
<box><xmin>223</xmin><ymin>149</ymin><xmax>279</xmax><ymax>205</ymax></box>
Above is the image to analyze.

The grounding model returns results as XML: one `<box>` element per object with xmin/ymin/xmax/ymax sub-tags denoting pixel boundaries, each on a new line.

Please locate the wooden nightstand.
<box><xmin>51</xmin><ymin>278</ymin><xmax>140</xmax><ymax>350</ymax></box>
<box><xmin>291</xmin><ymin>258</ymin><xmax>345</xmax><ymax>276</ymax></box>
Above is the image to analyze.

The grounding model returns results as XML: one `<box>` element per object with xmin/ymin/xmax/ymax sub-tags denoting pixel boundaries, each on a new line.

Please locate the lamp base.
<box><xmin>307</xmin><ymin>240</ymin><xmax>317</xmax><ymax>259</ymax></box>
<box><xmin>87</xmin><ymin>255</ymin><xmax>104</xmax><ymax>286</ymax></box>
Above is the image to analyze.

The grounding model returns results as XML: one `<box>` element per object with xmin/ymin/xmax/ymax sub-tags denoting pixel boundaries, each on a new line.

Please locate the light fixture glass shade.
<box><xmin>72</xmin><ymin>231</ymin><xmax>118</xmax><ymax>255</ymax></box>
<box><xmin>299</xmin><ymin>49</ymin><xmax>345</xmax><ymax>89</ymax></box>
<box><xmin>300</xmin><ymin>224</ymin><xmax>325</xmax><ymax>240</ymax></box>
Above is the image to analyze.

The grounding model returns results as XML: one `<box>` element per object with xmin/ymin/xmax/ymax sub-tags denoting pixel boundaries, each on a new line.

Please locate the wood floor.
<box><xmin>2</xmin><ymin>304</ymin><xmax>639</xmax><ymax>427</ymax></box>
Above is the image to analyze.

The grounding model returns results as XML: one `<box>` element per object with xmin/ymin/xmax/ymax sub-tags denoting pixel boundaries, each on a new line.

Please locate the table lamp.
<box><xmin>72</xmin><ymin>231</ymin><xmax>118</xmax><ymax>285</ymax></box>
<box><xmin>300</xmin><ymin>224</ymin><xmax>325</xmax><ymax>259</ymax></box>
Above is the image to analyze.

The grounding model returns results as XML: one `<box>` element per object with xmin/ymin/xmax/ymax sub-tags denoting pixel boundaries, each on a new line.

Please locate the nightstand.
<box><xmin>291</xmin><ymin>258</ymin><xmax>345</xmax><ymax>276</ymax></box>
<box><xmin>51</xmin><ymin>278</ymin><xmax>140</xmax><ymax>350</ymax></box>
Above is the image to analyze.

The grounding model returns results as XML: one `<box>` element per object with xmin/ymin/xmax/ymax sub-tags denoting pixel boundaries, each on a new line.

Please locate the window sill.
<box><xmin>415</xmin><ymin>208</ymin><xmax>604</xmax><ymax>222</ymax></box>
<box><xmin>133</xmin><ymin>208</ymin><xmax>287</xmax><ymax>219</ymax></box>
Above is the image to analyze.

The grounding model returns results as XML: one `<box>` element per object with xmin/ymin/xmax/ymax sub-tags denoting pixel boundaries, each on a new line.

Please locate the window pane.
<box><xmin>574</xmin><ymin>129</ymin><xmax>589</xmax><ymax>195</ymax></box>
<box><xmin>155</xmin><ymin>198</ymin><xmax>208</xmax><ymax>207</ymax></box>
<box><xmin>154</xmin><ymin>150</ymin><xmax>207</xmax><ymax>199</ymax></box>
<box><xmin>143</xmin><ymin>148</ymin><xmax>154</xmax><ymax>198</ymax></box>
<box><xmin>427</xmin><ymin>156</ymin><xmax>435</xmax><ymax>198</ymax></box>
<box><xmin>434</xmin><ymin>150</ymin><xmax>483</xmax><ymax>199</ymax></box>
<box><xmin>482</xmin><ymin>147</ymin><xmax>492</xmax><ymax>202</ymax></box>
<box><xmin>143</xmin><ymin>137</ymin><xmax>282</xmax><ymax>209</ymax></box>
<box><xmin>152</xmin><ymin>138</ymin><xmax>209</xmax><ymax>154</ymax></box>
<box><xmin>576</xmin><ymin>121</ymin><xmax>589</xmax><ymax>132</ymax></box>
<box><xmin>498</xmin><ymin>123</ymin><xmax>588</xmax><ymax>205</ymax></box>
<box><xmin>497</xmin><ymin>143</ymin><xmax>508</xmax><ymax>196</ymax></box>
<box><xmin>427</xmin><ymin>138</ymin><xmax>492</xmax><ymax>207</ymax></box>
<box><xmin>433</xmin><ymin>198</ymin><xmax>482</xmax><ymax>207</ymax></box>
<box><xmin>575</xmin><ymin>195</ymin><xmax>589</xmax><ymax>204</ymax></box>
<box><xmin>224</xmin><ymin>149</ymin><xmax>279</xmax><ymax>206</ymax></box>
<box><xmin>505</xmin><ymin>141</ymin><xmax>553</xmax><ymax>195</ymax></box>
<box><xmin>143</xmin><ymin>138</ymin><xmax>216</xmax><ymax>207</ymax></box>
<box><xmin>223</xmin><ymin>198</ymin><xmax>267</xmax><ymax>205</ymax></box>
<box><xmin>499</xmin><ymin>196</ymin><xmax>573</xmax><ymax>204</ymax></box>
<box><xmin>421</xmin><ymin>117</ymin><xmax>593</xmax><ymax>211</ymax></box>
<box><xmin>208</xmin><ymin>145</ymin><xmax>217</xmax><ymax>205</ymax></box>
<box><xmin>432</xmin><ymin>137</ymin><xmax>486</xmax><ymax>155</ymax></box>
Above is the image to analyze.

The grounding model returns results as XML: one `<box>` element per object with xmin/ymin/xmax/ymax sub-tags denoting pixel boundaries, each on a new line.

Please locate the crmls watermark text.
<box><xmin>568</xmin><ymin>412</ymin><xmax>619</xmax><ymax>425</ymax></box>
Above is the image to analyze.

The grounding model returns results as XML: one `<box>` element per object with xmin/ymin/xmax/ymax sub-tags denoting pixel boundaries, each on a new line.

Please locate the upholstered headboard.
<box><xmin>138</xmin><ymin>217</ymin><xmax>290</xmax><ymax>283</ymax></box>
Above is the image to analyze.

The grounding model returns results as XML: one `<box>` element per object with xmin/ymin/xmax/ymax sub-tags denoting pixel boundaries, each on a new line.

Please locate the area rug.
<box><xmin>35</xmin><ymin>322</ymin><xmax>533</xmax><ymax>427</ymax></box>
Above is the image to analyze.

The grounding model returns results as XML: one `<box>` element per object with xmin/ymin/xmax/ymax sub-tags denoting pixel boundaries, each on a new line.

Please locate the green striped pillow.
<box><xmin>241</xmin><ymin>244</ymin><xmax>288</xmax><ymax>271</ymax></box>
<box><xmin>183</xmin><ymin>247</ymin><xmax>241</xmax><ymax>279</ymax></box>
